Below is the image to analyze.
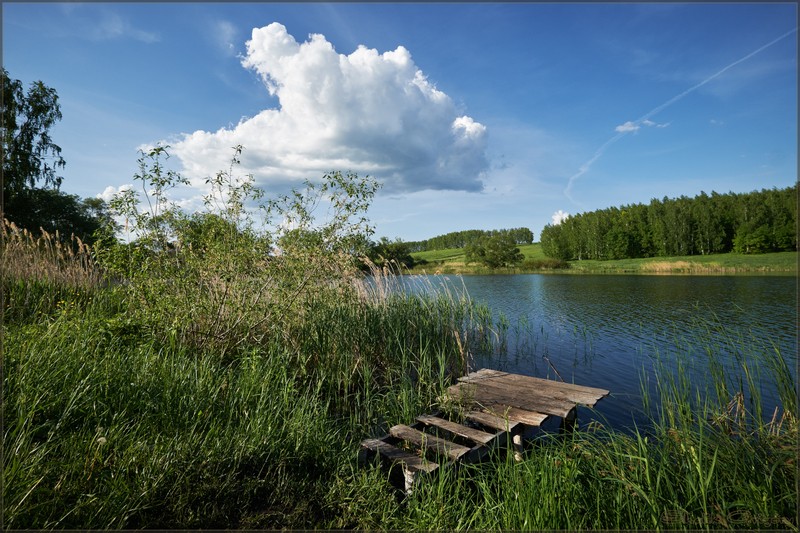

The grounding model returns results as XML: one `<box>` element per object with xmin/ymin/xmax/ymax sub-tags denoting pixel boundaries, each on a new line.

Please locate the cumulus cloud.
<box><xmin>97</xmin><ymin>184</ymin><xmax>133</xmax><ymax>203</ymax></box>
<box><xmin>551</xmin><ymin>209</ymin><xmax>570</xmax><ymax>225</ymax></box>
<box><xmin>171</xmin><ymin>22</ymin><xmax>488</xmax><ymax>194</ymax></box>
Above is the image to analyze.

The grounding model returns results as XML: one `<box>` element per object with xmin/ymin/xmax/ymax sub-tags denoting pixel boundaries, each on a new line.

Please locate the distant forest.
<box><xmin>540</xmin><ymin>185</ymin><xmax>797</xmax><ymax>261</ymax></box>
<box><xmin>406</xmin><ymin>227</ymin><xmax>534</xmax><ymax>252</ymax></box>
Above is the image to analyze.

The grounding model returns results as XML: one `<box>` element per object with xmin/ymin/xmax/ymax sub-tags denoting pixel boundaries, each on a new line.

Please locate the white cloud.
<box><xmin>615</xmin><ymin>121</ymin><xmax>640</xmax><ymax>133</ymax></box>
<box><xmin>171</xmin><ymin>22</ymin><xmax>488</xmax><ymax>195</ymax></box>
<box><xmin>97</xmin><ymin>184</ymin><xmax>132</xmax><ymax>203</ymax></box>
<box><xmin>614</xmin><ymin>119</ymin><xmax>670</xmax><ymax>133</ymax></box>
<box><xmin>551</xmin><ymin>209</ymin><xmax>570</xmax><ymax>225</ymax></box>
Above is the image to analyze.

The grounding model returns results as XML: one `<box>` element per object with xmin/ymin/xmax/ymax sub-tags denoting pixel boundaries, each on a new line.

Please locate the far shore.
<box><xmin>407</xmin><ymin>246</ymin><xmax>798</xmax><ymax>276</ymax></box>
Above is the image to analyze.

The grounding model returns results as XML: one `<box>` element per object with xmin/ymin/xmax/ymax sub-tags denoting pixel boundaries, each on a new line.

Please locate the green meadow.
<box><xmin>410</xmin><ymin>243</ymin><xmax>797</xmax><ymax>275</ymax></box>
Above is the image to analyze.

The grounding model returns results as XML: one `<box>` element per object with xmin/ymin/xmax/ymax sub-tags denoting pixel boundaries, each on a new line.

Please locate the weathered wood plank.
<box><xmin>458</xmin><ymin>379</ymin><xmax>583</xmax><ymax>408</ymax></box>
<box><xmin>482</xmin><ymin>403</ymin><xmax>549</xmax><ymax>427</ymax></box>
<box><xmin>447</xmin><ymin>382</ymin><xmax>578</xmax><ymax>418</ymax></box>
<box><xmin>360</xmin><ymin>438</ymin><xmax>439</xmax><ymax>473</ymax></box>
<box><xmin>389</xmin><ymin>424</ymin><xmax>471</xmax><ymax>461</ymax></box>
<box><xmin>486</xmin><ymin>373</ymin><xmax>609</xmax><ymax>405</ymax></box>
<box><xmin>415</xmin><ymin>415</ymin><xmax>497</xmax><ymax>445</ymax></box>
<box><xmin>458</xmin><ymin>369</ymin><xmax>609</xmax><ymax>405</ymax></box>
<box><xmin>465</xmin><ymin>410</ymin><xmax>519</xmax><ymax>432</ymax></box>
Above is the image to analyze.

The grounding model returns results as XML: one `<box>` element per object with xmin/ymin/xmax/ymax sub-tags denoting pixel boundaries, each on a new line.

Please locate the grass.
<box><xmin>410</xmin><ymin>243</ymin><xmax>798</xmax><ymax>275</ymax></box>
<box><xmin>3</xmin><ymin>220</ymin><xmax>797</xmax><ymax>529</ymax></box>
<box><xmin>567</xmin><ymin>250</ymin><xmax>798</xmax><ymax>274</ymax></box>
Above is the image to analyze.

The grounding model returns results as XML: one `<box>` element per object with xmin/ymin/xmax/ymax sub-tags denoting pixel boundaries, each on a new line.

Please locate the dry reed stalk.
<box><xmin>1</xmin><ymin>218</ymin><xmax>102</xmax><ymax>289</ymax></box>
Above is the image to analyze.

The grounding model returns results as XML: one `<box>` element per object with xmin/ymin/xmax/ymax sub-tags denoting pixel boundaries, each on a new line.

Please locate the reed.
<box><xmin>1</xmin><ymin>218</ymin><xmax>107</xmax><ymax>322</ymax></box>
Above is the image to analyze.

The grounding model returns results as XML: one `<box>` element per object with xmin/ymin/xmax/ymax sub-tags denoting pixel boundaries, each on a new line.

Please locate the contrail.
<box><xmin>564</xmin><ymin>27</ymin><xmax>797</xmax><ymax>203</ymax></box>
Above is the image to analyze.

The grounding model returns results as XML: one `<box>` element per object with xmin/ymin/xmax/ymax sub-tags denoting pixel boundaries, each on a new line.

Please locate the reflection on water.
<box><xmin>400</xmin><ymin>273</ymin><xmax>797</xmax><ymax>431</ymax></box>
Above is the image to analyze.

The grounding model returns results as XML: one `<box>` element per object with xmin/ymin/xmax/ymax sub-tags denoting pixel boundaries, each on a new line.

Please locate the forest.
<box><xmin>540</xmin><ymin>186</ymin><xmax>797</xmax><ymax>261</ymax></box>
<box><xmin>406</xmin><ymin>227</ymin><xmax>534</xmax><ymax>252</ymax></box>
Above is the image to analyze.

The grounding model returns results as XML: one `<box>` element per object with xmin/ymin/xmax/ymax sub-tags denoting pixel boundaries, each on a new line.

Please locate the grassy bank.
<box><xmin>3</xmin><ymin>216</ymin><xmax>797</xmax><ymax>529</ymax></box>
<box><xmin>410</xmin><ymin>243</ymin><xmax>797</xmax><ymax>274</ymax></box>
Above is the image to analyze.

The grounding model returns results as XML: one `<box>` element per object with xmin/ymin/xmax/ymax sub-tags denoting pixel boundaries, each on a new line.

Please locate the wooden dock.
<box><xmin>359</xmin><ymin>368</ymin><xmax>609</xmax><ymax>494</ymax></box>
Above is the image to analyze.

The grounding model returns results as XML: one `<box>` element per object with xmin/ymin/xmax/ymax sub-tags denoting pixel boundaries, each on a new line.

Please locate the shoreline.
<box><xmin>406</xmin><ymin>250</ymin><xmax>798</xmax><ymax>276</ymax></box>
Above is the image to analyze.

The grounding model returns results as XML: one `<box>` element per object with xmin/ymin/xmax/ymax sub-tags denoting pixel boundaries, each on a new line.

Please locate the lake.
<box><xmin>402</xmin><ymin>273</ymin><xmax>797</xmax><ymax>431</ymax></box>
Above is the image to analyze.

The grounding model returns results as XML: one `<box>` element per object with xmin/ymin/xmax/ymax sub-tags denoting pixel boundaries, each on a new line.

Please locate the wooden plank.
<box><xmin>416</xmin><ymin>414</ymin><xmax>497</xmax><ymax>445</ymax></box>
<box><xmin>459</xmin><ymin>368</ymin><xmax>609</xmax><ymax>398</ymax></box>
<box><xmin>482</xmin><ymin>404</ymin><xmax>549</xmax><ymax>427</ymax></box>
<box><xmin>360</xmin><ymin>438</ymin><xmax>439</xmax><ymax>473</ymax></box>
<box><xmin>447</xmin><ymin>382</ymin><xmax>578</xmax><ymax>418</ymax></box>
<box><xmin>459</xmin><ymin>369</ymin><xmax>609</xmax><ymax>405</ymax></box>
<box><xmin>465</xmin><ymin>410</ymin><xmax>519</xmax><ymax>432</ymax></box>
<box><xmin>485</xmin><ymin>373</ymin><xmax>609</xmax><ymax>405</ymax></box>
<box><xmin>389</xmin><ymin>424</ymin><xmax>471</xmax><ymax>462</ymax></box>
<box><xmin>461</xmin><ymin>379</ymin><xmax>589</xmax><ymax>409</ymax></box>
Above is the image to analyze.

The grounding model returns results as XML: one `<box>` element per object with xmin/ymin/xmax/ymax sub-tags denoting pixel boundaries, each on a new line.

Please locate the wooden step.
<box><xmin>415</xmin><ymin>414</ymin><xmax>497</xmax><ymax>445</ymax></box>
<box><xmin>415</xmin><ymin>414</ymin><xmax>507</xmax><ymax>462</ymax></box>
<box><xmin>360</xmin><ymin>438</ymin><xmax>439</xmax><ymax>495</ymax></box>
<box><xmin>465</xmin><ymin>410</ymin><xmax>520</xmax><ymax>432</ymax></box>
<box><xmin>389</xmin><ymin>424</ymin><xmax>471</xmax><ymax>462</ymax></box>
<box><xmin>360</xmin><ymin>438</ymin><xmax>439</xmax><ymax>473</ymax></box>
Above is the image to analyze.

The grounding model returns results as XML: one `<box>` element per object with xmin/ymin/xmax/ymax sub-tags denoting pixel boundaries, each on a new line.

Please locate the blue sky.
<box><xmin>3</xmin><ymin>3</ymin><xmax>797</xmax><ymax>242</ymax></box>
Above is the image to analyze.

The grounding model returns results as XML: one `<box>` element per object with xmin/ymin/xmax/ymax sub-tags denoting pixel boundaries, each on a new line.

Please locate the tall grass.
<box><xmin>1</xmin><ymin>219</ymin><xmax>107</xmax><ymax>323</ymax></box>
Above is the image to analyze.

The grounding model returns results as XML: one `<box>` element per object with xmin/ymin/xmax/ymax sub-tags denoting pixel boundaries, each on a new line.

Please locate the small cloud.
<box><xmin>710</xmin><ymin>118</ymin><xmax>725</xmax><ymax>126</ymax></box>
<box><xmin>615</xmin><ymin>121</ymin><xmax>639</xmax><ymax>133</ymax></box>
<box><xmin>97</xmin><ymin>184</ymin><xmax>132</xmax><ymax>203</ymax></box>
<box><xmin>642</xmin><ymin>119</ymin><xmax>670</xmax><ymax>128</ymax></box>
<box><xmin>615</xmin><ymin>119</ymin><xmax>669</xmax><ymax>133</ymax></box>
<box><xmin>551</xmin><ymin>209</ymin><xmax>570</xmax><ymax>225</ymax></box>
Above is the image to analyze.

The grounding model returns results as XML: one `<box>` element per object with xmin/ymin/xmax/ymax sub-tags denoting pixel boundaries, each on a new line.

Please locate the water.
<box><xmin>402</xmin><ymin>273</ymin><xmax>797</xmax><ymax>431</ymax></box>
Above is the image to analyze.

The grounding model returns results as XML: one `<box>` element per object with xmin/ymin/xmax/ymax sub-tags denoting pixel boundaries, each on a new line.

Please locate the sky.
<box><xmin>3</xmin><ymin>2</ymin><xmax>797</xmax><ymax>242</ymax></box>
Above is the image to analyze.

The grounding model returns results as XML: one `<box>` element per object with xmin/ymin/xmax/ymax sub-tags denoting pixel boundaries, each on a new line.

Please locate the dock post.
<box><xmin>560</xmin><ymin>406</ymin><xmax>577</xmax><ymax>434</ymax></box>
<box><xmin>512</xmin><ymin>431</ymin><xmax>524</xmax><ymax>461</ymax></box>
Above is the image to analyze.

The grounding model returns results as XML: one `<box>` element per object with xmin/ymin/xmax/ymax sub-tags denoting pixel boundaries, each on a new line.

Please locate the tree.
<box><xmin>466</xmin><ymin>233</ymin><xmax>523</xmax><ymax>268</ymax></box>
<box><xmin>540</xmin><ymin>223</ymin><xmax>571</xmax><ymax>260</ymax></box>
<box><xmin>369</xmin><ymin>237</ymin><xmax>415</xmax><ymax>270</ymax></box>
<box><xmin>1</xmin><ymin>69</ymin><xmax>115</xmax><ymax>244</ymax></box>
<box><xmin>3</xmin><ymin>187</ymin><xmax>115</xmax><ymax>244</ymax></box>
<box><xmin>2</xmin><ymin>68</ymin><xmax>65</xmax><ymax>199</ymax></box>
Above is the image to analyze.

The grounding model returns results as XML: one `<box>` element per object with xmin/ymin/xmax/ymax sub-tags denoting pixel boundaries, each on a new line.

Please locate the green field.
<box><xmin>411</xmin><ymin>244</ymin><xmax>797</xmax><ymax>275</ymax></box>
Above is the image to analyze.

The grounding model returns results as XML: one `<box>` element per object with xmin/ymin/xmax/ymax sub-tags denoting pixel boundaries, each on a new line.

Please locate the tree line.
<box><xmin>540</xmin><ymin>186</ymin><xmax>797</xmax><ymax>261</ymax></box>
<box><xmin>406</xmin><ymin>227</ymin><xmax>534</xmax><ymax>252</ymax></box>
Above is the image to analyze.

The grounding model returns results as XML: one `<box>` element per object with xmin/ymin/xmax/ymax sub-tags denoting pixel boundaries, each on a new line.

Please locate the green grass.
<box><xmin>411</xmin><ymin>244</ymin><xmax>797</xmax><ymax>275</ymax></box>
<box><xmin>3</xmin><ymin>225</ymin><xmax>797</xmax><ymax>529</ymax></box>
<box><xmin>567</xmin><ymin>250</ymin><xmax>798</xmax><ymax>274</ymax></box>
